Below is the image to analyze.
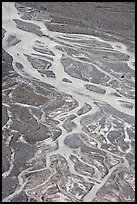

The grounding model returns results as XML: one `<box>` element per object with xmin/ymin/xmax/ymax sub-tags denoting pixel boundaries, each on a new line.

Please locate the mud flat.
<box><xmin>2</xmin><ymin>2</ymin><xmax>135</xmax><ymax>202</ymax></box>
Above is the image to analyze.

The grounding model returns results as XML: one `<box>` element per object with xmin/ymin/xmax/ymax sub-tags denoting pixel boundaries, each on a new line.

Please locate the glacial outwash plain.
<box><xmin>2</xmin><ymin>2</ymin><xmax>135</xmax><ymax>202</ymax></box>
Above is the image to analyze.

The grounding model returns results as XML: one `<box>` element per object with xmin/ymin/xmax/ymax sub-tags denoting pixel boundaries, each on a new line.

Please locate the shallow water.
<box><xmin>2</xmin><ymin>2</ymin><xmax>135</xmax><ymax>202</ymax></box>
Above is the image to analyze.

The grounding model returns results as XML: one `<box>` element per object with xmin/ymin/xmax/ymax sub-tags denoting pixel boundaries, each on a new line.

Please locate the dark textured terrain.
<box><xmin>18</xmin><ymin>2</ymin><xmax>135</xmax><ymax>41</ymax></box>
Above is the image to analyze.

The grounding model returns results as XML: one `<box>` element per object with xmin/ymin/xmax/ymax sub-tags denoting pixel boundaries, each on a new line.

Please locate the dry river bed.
<box><xmin>2</xmin><ymin>2</ymin><xmax>135</xmax><ymax>202</ymax></box>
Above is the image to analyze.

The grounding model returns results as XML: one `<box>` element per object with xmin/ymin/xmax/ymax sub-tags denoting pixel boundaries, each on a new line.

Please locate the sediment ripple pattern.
<box><xmin>2</xmin><ymin>2</ymin><xmax>135</xmax><ymax>202</ymax></box>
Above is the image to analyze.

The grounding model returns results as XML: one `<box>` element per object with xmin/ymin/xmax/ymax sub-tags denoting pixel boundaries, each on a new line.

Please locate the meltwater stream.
<box><xmin>2</xmin><ymin>2</ymin><xmax>135</xmax><ymax>202</ymax></box>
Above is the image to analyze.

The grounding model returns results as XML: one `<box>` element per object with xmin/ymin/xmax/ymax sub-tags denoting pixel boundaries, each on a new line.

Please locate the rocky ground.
<box><xmin>2</xmin><ymin>2</ymin><xmax>135</xmax><ymax>202</ymax></box>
